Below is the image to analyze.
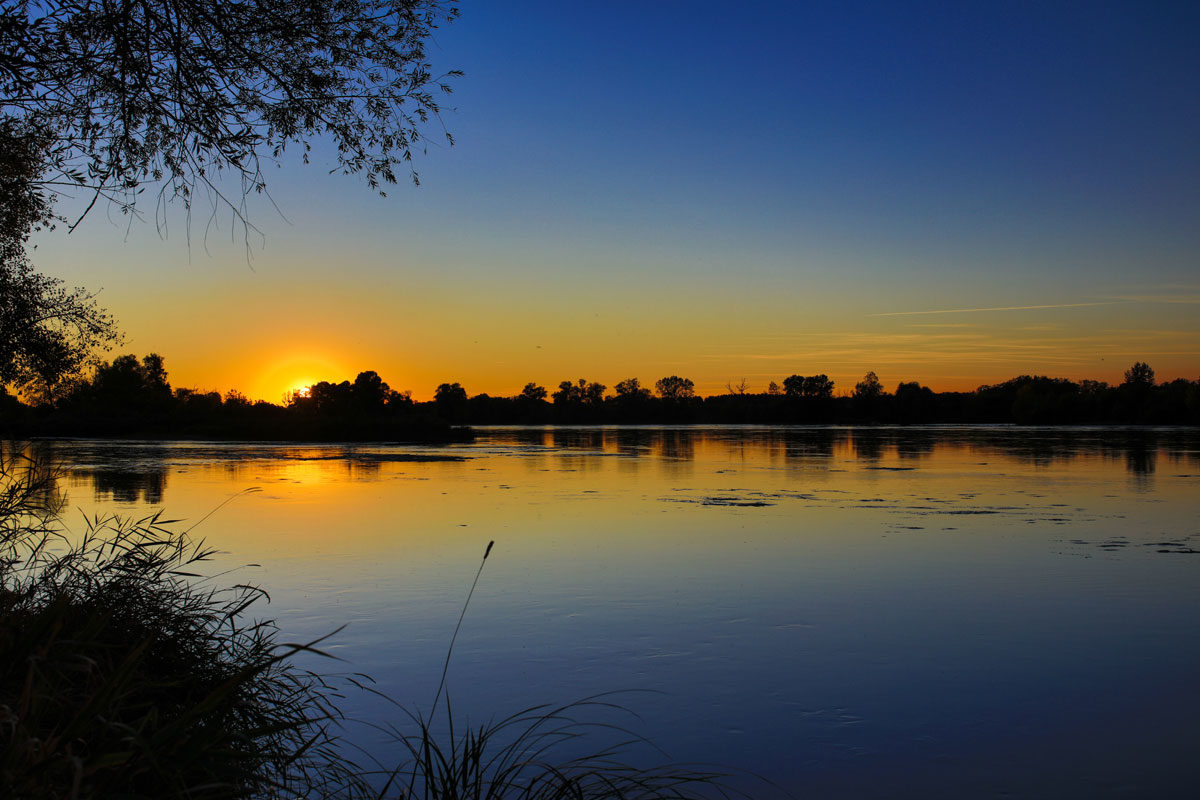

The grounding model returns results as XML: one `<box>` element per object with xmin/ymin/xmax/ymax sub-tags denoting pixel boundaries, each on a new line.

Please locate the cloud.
<box><xmin>870</xmin><ymin>302</ymin><xmax>1116</xmax><ymax>317</ymax></box>
<box><xmin>1109</xmin><ymin>293</ymin><xmax>1200</xmax><ymax>305</ymax></box>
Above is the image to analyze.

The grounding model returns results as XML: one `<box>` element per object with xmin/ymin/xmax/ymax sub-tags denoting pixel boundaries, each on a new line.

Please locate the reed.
<box><xmin>1</xmin><ymin>450</ymin><xmax>748</xmax><ymax>799</ymax></box>
<box><xmin>366</xmin><ymin>693</ymin><xmax>744</xmax><ymax>800</ymax></box>
<box><xmin>1</xmin><ymin>451</ymin><xmax>363</xmax><ymax>799</ymax></box>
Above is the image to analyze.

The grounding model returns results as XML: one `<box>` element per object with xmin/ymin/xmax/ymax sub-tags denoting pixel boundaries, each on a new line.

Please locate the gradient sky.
<box><xmin>30</xmin><ymin>1</ymin><xmax>1200</xmax><ymax>401</ymax></box>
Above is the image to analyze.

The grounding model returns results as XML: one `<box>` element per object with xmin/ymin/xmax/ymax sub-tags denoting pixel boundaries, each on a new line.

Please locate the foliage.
<box><xmin>1123</xmin><ymin>361</ymin><xmax>1155</xmax><ymax>386</ymax></box>
<box><xmin>372</xmin><ymin>697</ymin><xmax>743</xmax><ymax>800</ymax></box>
<box><xmin>781</xmin><ymin>374</ymin><xmax>833</xmax><ymax>399</ymax></box>
<box><xmin>0</xmin><ymin>250</ymin><xmax>120</xmax><ymax>397</ymax></box>
<box><xmin>0</xmin><ymin>452</ymin><xmax>364</xmax><ymax>799</ymax></box>
<box><xmin>0</xmin><ymin>120</ymin><xmax>120</xmax><ymax>397</ymax></box>
<box><xmin>518</xmin><ymin>382</ymin><xmax>547</xmax><ymax>402</ymax></box>
<box><xmin>1</xmin><ymin>451</ymin><xmax>743</xmax><ymax>800</ymax></box>
<box><xmin>552</xmin><ymin>379</ymin><xmax>606</xmax><ymax>406</ymax></box>
<box><xmin>613</xmin><ymin>378</ymin><xmax>652</xmax><ymax>408</ymax></box>
<box><xmin>0</xmin><ymin>120</ymin><xmax>55</xmax><ymax>257</ymax></box>
<box><xmin>1</xmin><ymin>0</ymin><xmax>461</xmax><ymax>224</ymax></box>
<box><xmin>654</xmin><ymin>375</ymin><xmax>695</xmax><ymax>401</ymax></box>
<box><xmin>852</xmin><ymin>371</ymin><xmax>883</xmax><ymax>400</ymax></box>
<box><xmin>5</xmin><ymin>360</ymin><xmax>1199</xmax><ymax>432</ymax></box>
<box><xmin>289</xmin><ymin>371</ymin><xmax>412</xmax><ymax>417</ymax></box>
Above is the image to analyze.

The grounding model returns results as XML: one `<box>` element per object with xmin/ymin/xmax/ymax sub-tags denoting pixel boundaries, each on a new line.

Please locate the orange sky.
<box><xmin>26</xmin><ymin>3</ymin><xmax>1200</xmax><ymax>402</ymax></box>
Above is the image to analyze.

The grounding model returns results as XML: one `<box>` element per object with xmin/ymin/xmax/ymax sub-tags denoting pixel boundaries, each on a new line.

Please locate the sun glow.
<box><xmin>252</xmin><ymin>352</ymin><xmax>350</xmax><ymax>404</ymax></box>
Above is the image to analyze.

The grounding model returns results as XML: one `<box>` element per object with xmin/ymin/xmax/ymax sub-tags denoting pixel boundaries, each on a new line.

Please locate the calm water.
<box><xmin>23</xmin><ymin>427</ymin><xmax>1200</xmax><ymax>798</ymax></box>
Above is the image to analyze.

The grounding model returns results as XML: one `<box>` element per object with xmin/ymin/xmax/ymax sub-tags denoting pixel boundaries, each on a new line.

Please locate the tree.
<box><xmin>1123</xmin><ymin>362</ymin><xmax>1155</xmax><ymax>387</ymax></box>
<box><xmin>1</xmin><ymin>253</ymin><xmax>120</xmax><ymax>396</ymax></box>
<box><xmin>1</xmin><ymin>120</ymin><xmax>119</xmax><ymax>397</ymax></box>
<box><xmin>434</xmin><ymin>382</ymin><xmax>467</xmax><ymax>404</ymax></box>
<box><xmin>853</xmin><ymin>371</ymin><xmax>883</xmax><ymax>400</ymax></box>
<box><xmin>614</xmin><ymin>377</ymin><xmax>650</xmax><ymax>400</ymax></box>
<box><xmin>783</xmin><ymin>374</ymin><xmax>834</xmax><ymax>399</ymax></box>
<box><xmin>351</xmin><ymin>370</ymin><xmax>390</xmax><ymax>412</ymax></box>
<box><xmin>518</xmin><ymin>382</ymin><xmax>547</xmax><ymax>402</ymax></box>
<box><xmin>552</xmin><ymin>379</ymin><xmax>605</xmax><ymax>406</ymax></box>
<box><xmin>655</xmin><ymin>375</ymin><xmax>695</xmax><ymax>401</ymax></box>
<box><xmin>75</xmin><ymin>352</ymin><xmax>172</xmax><ymax>410</ymax></box>
<box><xmin>2</xmin><ymin>0</ymin><xmax>462</xmax><ymax>226</ymax></box>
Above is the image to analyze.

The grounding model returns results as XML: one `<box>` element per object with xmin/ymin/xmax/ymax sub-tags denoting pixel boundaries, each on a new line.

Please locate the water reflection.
<box><xmin>484</xmin><ymin>426</ymin><xmax>1198</xmax><ymax>488</ymax></box>
<box><xmin>13</xmin><ymin>428</ymin><xmax>1200</xmax><ymax>501</ymax></box>
<box><xmin>6</xmin><ymin>427</ymin><xmax>1200</xmax><ymax>800</ymax></box>
<box><xmin>81</xmin><ymin>465</ymin><xmax>168</xmax><ymax>503</ymax></box>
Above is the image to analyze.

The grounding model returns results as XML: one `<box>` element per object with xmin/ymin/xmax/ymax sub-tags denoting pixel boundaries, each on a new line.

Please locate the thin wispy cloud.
<box><xmin>1108</xmin><ymin>294</ymin><xmax>1200</xmax><ymax>305</ymax></box>
<box><xmin>871</xmin><ymin>302</ymin><xmax>1116</xmax><ymax>317</ymax></box>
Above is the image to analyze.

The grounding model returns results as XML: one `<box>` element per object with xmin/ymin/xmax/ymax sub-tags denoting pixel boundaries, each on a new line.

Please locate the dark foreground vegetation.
<box><xmin>0</xmin><ymin>450</ymin><xmax>743</xmax><ymax>799</ymax></box>
<box><xmin>3</xmin><ymin>357</ymin><xmax>1198</xmax><ymax>441</ymax></box>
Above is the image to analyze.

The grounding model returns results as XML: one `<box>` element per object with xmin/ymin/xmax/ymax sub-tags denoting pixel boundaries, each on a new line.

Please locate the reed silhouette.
<box><xmin>0</xmin><ymin>450</ymin><xmax>751</xmax><ymax>799</ymax></box>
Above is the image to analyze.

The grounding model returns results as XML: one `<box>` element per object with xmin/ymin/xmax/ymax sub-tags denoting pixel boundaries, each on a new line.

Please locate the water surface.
<box><xmin>27</xmin><ymin>427</ymin><xmax>1200</xmax><ymax>798</ymax></box>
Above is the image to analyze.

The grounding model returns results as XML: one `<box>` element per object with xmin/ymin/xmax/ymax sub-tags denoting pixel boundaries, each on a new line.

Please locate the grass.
<box><xmin>0</xmin><ymin>447</ymin><xmax>753</xmax><ymax>799</ymax></box>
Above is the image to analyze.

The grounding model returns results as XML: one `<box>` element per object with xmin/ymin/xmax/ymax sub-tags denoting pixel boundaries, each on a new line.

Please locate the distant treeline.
<box><xmin>2</xmin><ymin>357</ymin><xmax>1198</xmax><ymax>439</ymax></box>
<box><xmin>0</xmin><ymin>355</ymin><xmax>467</xmax><ymax>442</ymax></box>
<box><xmin>426</xmin><ymin>365</ymin><xmax>1199</xmax><ymax>425</ymax></box>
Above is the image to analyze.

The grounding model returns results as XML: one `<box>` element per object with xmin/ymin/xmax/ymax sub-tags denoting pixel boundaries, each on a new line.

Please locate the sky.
<box><xmin>31</xmin><ymin>1</ymin><xmax>1200</xmax><ymax>402</ymax></box>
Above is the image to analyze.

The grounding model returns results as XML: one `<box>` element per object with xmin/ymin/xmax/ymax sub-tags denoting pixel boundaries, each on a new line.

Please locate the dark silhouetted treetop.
<box><xmin>552</xmin><ymin>379</ymin><xmax>605</xmax><ymax>405</ymax></box>
<box><xmin>284</xmin><ymin>371</ymin><xmax>413</xmax><ymax>417</ymax></box>
<box><xmin>783</xmin><ymin>374</ymin><xmax>834</xmax><ymax>399</ymax></box>
<box><xmin>434</xmin><ymin>382</ymin><xmax>467</xmax><ymax>404</ymax></box>
<box><xmin>1</xmin><ymin>0</ymin><xmax>461</xmax><ymax>224</ymax></box>
<box><xmin>518</xmin><ymin>382</ymin><xmax>547</xmax><ymax>402</ymax></box>
<box><xmin>853</xmin><ymin>371</ymin><xmax>883</xmax><ymax>399</ymax></box>
<box><xmin>0</xmin><ymin>249</ymin><xmax>120</xmax><ymax>397</ymax></box>
<box><xmin>614</xmin><ymin>377</ymin><xmax>651</xmax><ymax>400</ymax></box>
<box><xmin>72</xmin><ymin>352</ymin><xmax>172</xmax><ymax>411</ymax></box>
<box><xmin>655</xmin><ymin>375</ymin><xmax>695</xmax><ymax>401</ymax></box>
<box><xmin>1123</xmin><ymin>361</ymin><xmax>1155</xmax><ymax>386</ymax></box>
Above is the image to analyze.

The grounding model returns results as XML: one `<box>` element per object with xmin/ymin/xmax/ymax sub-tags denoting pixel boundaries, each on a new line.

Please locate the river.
<box><xmin>20</xmin><ymin>426</ymin><xmax>1200</xmax><ymax>798</ymax></box>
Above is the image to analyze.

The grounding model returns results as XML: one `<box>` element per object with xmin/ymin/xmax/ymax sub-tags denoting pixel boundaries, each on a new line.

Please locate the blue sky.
<box><xmin>33</xmin><ymin>1</ymin><xmax>1200</xmax><ymax>399</ymax></box>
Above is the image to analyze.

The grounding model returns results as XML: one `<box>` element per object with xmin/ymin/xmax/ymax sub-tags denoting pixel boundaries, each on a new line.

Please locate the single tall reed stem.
<box><xmin>430</xmin><ymin>539</ymin><xmax>493</xmax><ymax>718</ymax></box>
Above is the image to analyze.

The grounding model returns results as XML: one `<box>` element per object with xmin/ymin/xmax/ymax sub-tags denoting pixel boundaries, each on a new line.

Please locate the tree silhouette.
<box><xmin>1</xmin><ymin>0</ymin><xmax>461</xmax><ymax>226</ymax></box>
<box><xmin>552</xmin><ymin>379</ymin><xmax>605</xmax><ymax>406</ymax></box>
<box><xmin>352</xmin><ymin>370</ymin><xmax>390</xmax><ymax>412</ymax></box>
<box><xmin>655</xmin><ymin>375</ymin><xmax>695</xmax><ymax>401</ymax></box>
<box><xmin>518</xmin><ymin>382</ymin><xmax>547</xmax><ymax>402</ymax></box>
<box><xmin>1</xmin><ymin>254</ymin><xmax>119</xmax><ymax>397</ymax></box>
<box><xmin>1</xmin><ymin>122</ymin><xmax>119</xmax><ymax>397</ymax></box>
<box><xmin>614</xmin><ymin>377</ymin><xmax>651</xmax><ymax>400</ymax></box>
<box><xmin>783</xmin><ymin>374</ymin><xmax>834</xmax><ymax>399</ymax></box>
<box><xmin>79</xmin><ymin>353</ymin><xmax>173</xmax><ymax>411</ymax></box>
<box><xmin>853</xmin><ymin>371</ymin><xmax>883</xmax><ymax>399</ymax></box>
<box><xmin>1123</xmin><ymin>362</ymin><xmax>1155</xmax><ymax>386</ymax></box>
